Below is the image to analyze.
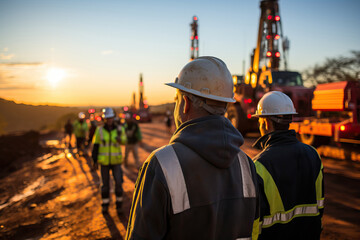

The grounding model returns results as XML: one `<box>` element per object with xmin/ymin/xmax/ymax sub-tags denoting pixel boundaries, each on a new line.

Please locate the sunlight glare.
<box><xmin>46</xmin><ymin>68</ymin><xmax>66</xmax><ymax>87</ymax></box>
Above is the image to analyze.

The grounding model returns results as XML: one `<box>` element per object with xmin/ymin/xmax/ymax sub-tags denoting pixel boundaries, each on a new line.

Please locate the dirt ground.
<box><xmin>0</xmin><ymin>122</ymin><xmax>359</xmax><ymax>239</ymax></box>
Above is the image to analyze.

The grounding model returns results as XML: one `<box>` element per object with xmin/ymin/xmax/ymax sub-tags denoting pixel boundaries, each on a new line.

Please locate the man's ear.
<box><xmin>183</xmin><ymin>95</ymin><xmax>191</xmax><ymax>114</ymax></box>
<box><xmin>264</xmin><ymin>118</ymin><xmax>270</xmax><ymax>131</ymax></box>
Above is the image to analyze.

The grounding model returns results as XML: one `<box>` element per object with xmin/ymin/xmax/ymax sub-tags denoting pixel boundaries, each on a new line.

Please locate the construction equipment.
<box><xmin>290</xmin><ymin>81</ymin><xmax>360</xmax><ymax>146</ymax></box>
<box><xmin>190</xmin><ymin>16</ymin><xmax>199</xmax><ymax>61</ymax></box>
<box><xmin>123</xmin><ymin>74</ymin><xmax>151</xmax><ymax>123</ymax></box>
<box><xmin>226</xmin><ymin>0</ymin><xmax>313</xmax><ymax>135</ymax></box>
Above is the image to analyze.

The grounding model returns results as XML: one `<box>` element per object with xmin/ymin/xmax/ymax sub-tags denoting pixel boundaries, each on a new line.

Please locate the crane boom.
<box><xmin>247</xmin><ymin>0</ymin><xmax>287</xmax><ymax>88</ymax></box>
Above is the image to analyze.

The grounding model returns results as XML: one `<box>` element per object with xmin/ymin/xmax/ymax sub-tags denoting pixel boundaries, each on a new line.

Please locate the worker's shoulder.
<box><xmin>293</xmin><ymin>140</ymin><xmax>321</xmax><ymax>158</ymax></box>
<box><xmin>139</xmin><ymin>145</ymin><xmax>177</xmax><ymax>184</ymax></box>
<box><xmin>143</xmin><ymin>144</ymin><xmax>174</xmax><ymax>168</ymax></box>
<box><xmin>252</xmin><ymin>147</ymin><xmax>273</xmax><ymax>164</ymax></box>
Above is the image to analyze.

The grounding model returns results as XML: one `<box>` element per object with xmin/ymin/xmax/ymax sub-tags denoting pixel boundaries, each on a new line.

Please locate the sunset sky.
<box><xmin>0</xmin><ymin>0</ymin><xmax>359</xmax><ymax>107</ymax></box>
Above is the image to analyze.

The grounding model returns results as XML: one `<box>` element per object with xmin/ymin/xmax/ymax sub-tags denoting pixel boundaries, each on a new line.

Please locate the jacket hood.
<box><xmin>253</xmin><ymin>130</ymin><xmax>298</xmax><ymax>150</ymax></box>
<box><xmin>169</xmin><ymin>115</ymin><xmax>244</xmax><ymax>169</ymax></box>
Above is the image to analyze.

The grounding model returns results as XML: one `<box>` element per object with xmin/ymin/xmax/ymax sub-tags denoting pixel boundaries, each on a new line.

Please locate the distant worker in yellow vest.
<box><xmin>252</xmin><ymin>91</ymin><xmax>324</xmax><ymax>239</ymax></box>
<box><xmin>73</xmin><ymin>112</ymin><xmax>88</xmax><ymax>154</ymax></box>
<box><xmin>92</xmin><ymin>107</ymin><xmax>127</xmax><ymax>214</ymax></box>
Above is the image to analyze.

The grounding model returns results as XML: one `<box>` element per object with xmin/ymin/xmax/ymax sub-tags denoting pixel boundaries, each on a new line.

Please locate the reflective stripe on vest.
<box><xmin>100</xmin><ymin>142</ymin><xmax>120</xmax><ymax>148</ymax></box>
<box><xmin>155</xmin><ymin>145</ymin><xmax>190</xmax><ymax>214</ymax></box>
<box><xmin>99</xmin><ymin>126</ymin><xmax>104</xmax><ymax>141</ymax></box>
<box><xmin>262</xmin><ymin>204</ymin><xmax>322</xmax><ymax>227</ymax></box>
<box><xmin>237</xmin><ymin>150</ymin><xmax>256</xmax><ymax>198</ymax></box>
<box><xmin>98</xmin><ymin>152</ymin><xmax>122</xmax><ymax>156</ymax></box>
<box><xmin>236</xmin><ymin>238</ymin><xmax>251</xmax><ymax>240</ymax></box>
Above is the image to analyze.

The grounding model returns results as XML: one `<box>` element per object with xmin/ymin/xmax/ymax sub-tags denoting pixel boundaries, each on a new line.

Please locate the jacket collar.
<box><xmin>253</xmin><ymin>130</ymin><xmax>298</xmax><ymax>150</ymax></box>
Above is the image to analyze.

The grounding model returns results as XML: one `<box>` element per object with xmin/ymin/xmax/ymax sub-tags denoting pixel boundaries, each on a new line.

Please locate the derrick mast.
<box><xmin>246</xmin><ymin>0</ymin><xmax>288</xmax><ymax>88</ymax></box>
<box><xmin>190</xmin><ymin>16</ymin><xmax>199</xmax><ymax>61</ymax></box>
<box><xmin>130</xmin><ymin>92</ymin><xmax>136</xmax><ymax>112</ymax></box>
<box><xmin>139</xmin><ymin>73</ymin><xmax>144</xmax><ymax>109</ymax></box>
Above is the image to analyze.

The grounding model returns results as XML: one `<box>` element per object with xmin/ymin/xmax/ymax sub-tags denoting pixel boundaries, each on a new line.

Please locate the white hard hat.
<box><xmin>166</xmin><ymin>56</ymin><xmax>235</xmax><ymax>103</ymax></box>
<box><xmin>252</xmin><ymin>91</ymin><xmax>298</xmax><ymax>117</ymax></box>
<box><xmin>78</xmin><ymin>112</ymin><xmax>86</xmax><ymax>119</ymax></box>
<box><xmin>102</xmin><ymin>107</ymin><xmax>115</xmax><ymax>119</ymax></box>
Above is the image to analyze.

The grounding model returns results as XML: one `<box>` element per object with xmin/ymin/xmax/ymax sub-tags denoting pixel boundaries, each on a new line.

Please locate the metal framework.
<box><xmin>190</xmin><ymin>16</ymin><xmax>199</xmax><ymax>61</ymax></box>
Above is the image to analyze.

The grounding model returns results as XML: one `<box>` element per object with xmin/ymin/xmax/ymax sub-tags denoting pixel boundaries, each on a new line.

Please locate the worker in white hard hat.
<box><xmin>91</xmin><ymin>107</ymin><xmax>127</xmax><ymax>214</ymax></box>
<box><xmin>126</xmin><ymin>56</ymin><xmax>259</xmax><ymax>240</ymax></box>
<box><xmin>73</xmin><ymin>112</ymin><xmax>88</xmax><ymax>155</ymax></box>
<box><xmin>251</xmin><ymin>91</ymin><xmax>324</xmax><ymax>239</ymax></box>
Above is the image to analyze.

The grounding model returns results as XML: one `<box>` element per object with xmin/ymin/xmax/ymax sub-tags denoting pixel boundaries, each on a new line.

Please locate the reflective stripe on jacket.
<box><xmin>126</xmin><ymin>144</ymin><xmax>259</xmax><ymax>240</ymax></box>
<box><xmin>93</xmin><ymin>125</ymin><xmax>127</xmax><ymax>165</ymax></box>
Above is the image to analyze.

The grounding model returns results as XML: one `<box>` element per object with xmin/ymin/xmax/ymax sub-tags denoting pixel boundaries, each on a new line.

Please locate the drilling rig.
<box><xmin>124</xmin><ymin>74</ymin><xmax>152</xmax><ymax>123</ymax></box>
<box><xmin>190</xmin><ymin>16</ymin><xmax>199</xmax><ymax>61</ymax></box>
<box><xmin>136</xmin><ymin>73</ymin><xmax>151</xmax><ymax>122</ymax></box>
<box><xmin>226</xmin><ymin>0</ymin><xmax>313</xmax><ymax>135</ymax></box>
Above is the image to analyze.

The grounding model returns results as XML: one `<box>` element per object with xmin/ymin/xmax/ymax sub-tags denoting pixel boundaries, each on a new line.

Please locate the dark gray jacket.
<box><xmin>126</xmin><ymin>115</ymin><xmax>259</xmax><ymax>240</ymax></box>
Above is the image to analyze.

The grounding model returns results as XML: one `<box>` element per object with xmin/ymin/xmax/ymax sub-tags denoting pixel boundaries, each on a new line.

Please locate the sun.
<box><xmin>46</xmin><ymin>68</ymin><xmax>66</xmax><ymax>87</ymax></box>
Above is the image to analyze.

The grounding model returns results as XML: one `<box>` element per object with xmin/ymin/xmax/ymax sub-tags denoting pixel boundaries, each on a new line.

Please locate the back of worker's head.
<box><xmin>166</xmin><ymin>56</ymin><xmax>235</xmax><ymax>122</ymax></box>
<box><xmin>125</xmin><ymin>113</ymin><xmax>134</xmax><ymax>123</ymax></box>
<box><xmin>252</xmin><ymin>91</ymin><xmax>297</xmax><ymax>134</ymax></box>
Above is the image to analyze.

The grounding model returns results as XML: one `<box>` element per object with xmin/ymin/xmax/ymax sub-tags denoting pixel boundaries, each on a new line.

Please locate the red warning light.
<box><xmin>194</xmin><ymin>16</ymin><xmax>198</xmax><ymax>21</ymax></box>
<box><xmin>88</xmin><ymin>108</ymin><xmax>95</xmax><ymax>114</ymax></box>
<box><xmin>247</xmin><ymin>114</ymin><xmax>252</xmax><ymax>119</ymax></box>
<box><xmin>275</xmin><ymin>34</ymin><xmax>280</xmax><ymax>40</ymax></box>
<box><xmin>267</xmin><ymin>15</ymin><xmax>273</xmax><ymax>20</ymax></box>
<box><xmin>244</xmin><ymin>98</ymin><xmax>253</xmax><ymax>104</ymax></box>
<box><xmin>266</xmin><ymin>35</ymin><xmax>271</xmax><ymax>40</ymax></box>
<box><xmin>123</xmin><ymin>106</ymin><xmax>129</xmax><ymax>111</ymax></box>
<box><xmin>275</xmin><ymin>15</ymin><xmax>280</xmax><ymax>21</ymax></box>
<box><xmin>275</xmin><ymin>52</ymin><xmax>280</xmax><ymax>57</ymax></box>
<box><xmin>190</xmin><ymin>36</ymin><xmax>194</xmax><ymax>40</ymax></box>
<box><xmin>195</xmin><ymin>47</ymin><xmax>199</xmax><ymax>51</ymax></box>
<box><xmin>266</xmin><ymin>51</ymin><xmax>272</xmax><ymax>57</ymax></box>
<box><xmin>191</xmin><ymin>47</ymin><xmax>194</xmax><ymax>51</ymax></box>
<box><xmin>195</xmin><ymin>36</ymin><xmax>198</xmax><ymax>40</ymax></box>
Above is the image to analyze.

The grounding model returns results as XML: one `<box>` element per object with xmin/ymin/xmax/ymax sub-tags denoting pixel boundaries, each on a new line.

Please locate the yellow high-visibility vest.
<box><xmin>73</xmin><ymin>120</ymin><xmax>88</xmax><ymax>138</ymax></box>
<box><xmin>93</xmin><ymin>125</ymin><xmax>127</xmax><ymax>165</ymax></box>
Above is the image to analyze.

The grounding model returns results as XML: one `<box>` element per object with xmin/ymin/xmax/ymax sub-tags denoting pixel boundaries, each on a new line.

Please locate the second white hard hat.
<box><xmin>165</xmin><ymin>56</ymin><xmax>235</xmax><ymax>103</ymax></box>
<box><xmin>102</xmin><ymin>107</ymin><xmax>115</xmax><ymax>119</ymax></box>
<box><xmin>252</xmin><ymin>91</ymin><xmax>298</xmax><ymax>117</ymax></box>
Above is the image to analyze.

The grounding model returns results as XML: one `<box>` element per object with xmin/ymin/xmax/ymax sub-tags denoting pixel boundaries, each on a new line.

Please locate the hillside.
<box><xmin>0</xmin><ymin>98</ymin><xmax>79</xmax><ymax>134</ymax></box>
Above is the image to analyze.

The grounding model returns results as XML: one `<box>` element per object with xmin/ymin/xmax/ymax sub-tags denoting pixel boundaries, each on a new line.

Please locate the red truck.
<box><xmin>290</xmin><ymin>80</ymin><xmax>360</xmax><ymax>146</ymax></box>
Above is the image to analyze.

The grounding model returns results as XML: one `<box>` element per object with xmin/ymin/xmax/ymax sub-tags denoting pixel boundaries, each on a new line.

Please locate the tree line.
<box><xmin>302</xmin><ymin>50</ymin><xmax>360</xmax><ymax>87</ymax></box>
